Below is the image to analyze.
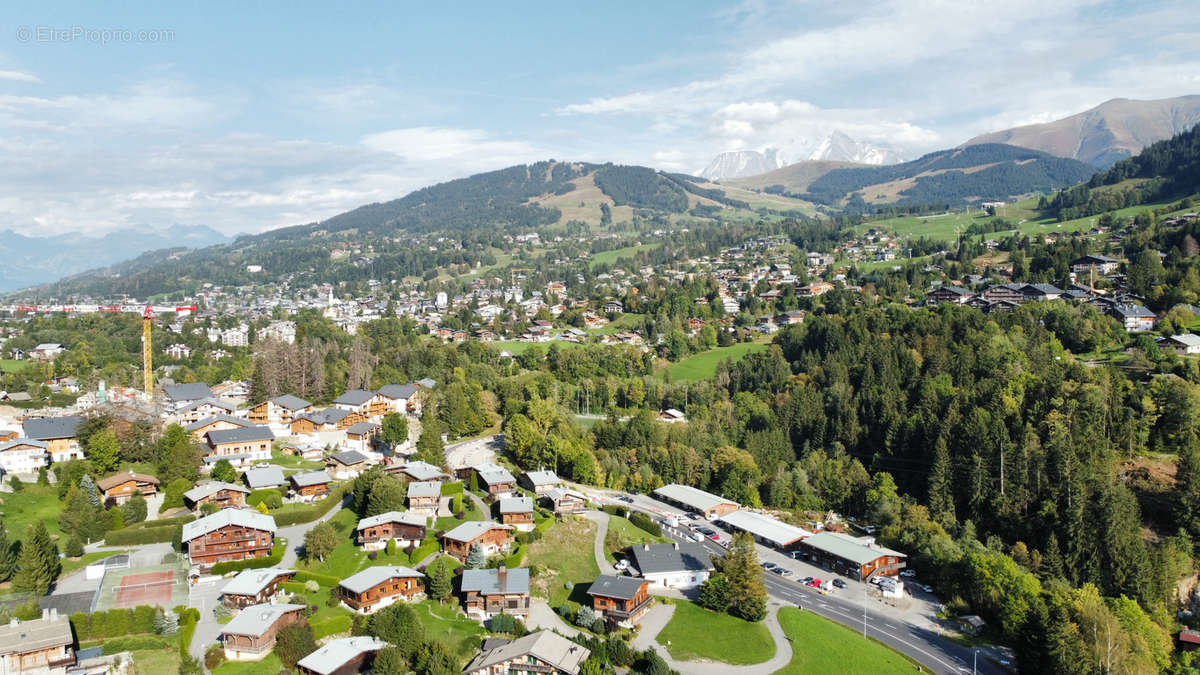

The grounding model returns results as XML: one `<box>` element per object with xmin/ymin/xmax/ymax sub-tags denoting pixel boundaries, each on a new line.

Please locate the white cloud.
<box><xmin>0</xmin><ymin>70</ymin><xmax>38</xmax><ymax>83</ymax></box>
<box><xmin>361</xmin><ymin>126</ymin><xmax>540</xmax><ymax>165</ymax></box>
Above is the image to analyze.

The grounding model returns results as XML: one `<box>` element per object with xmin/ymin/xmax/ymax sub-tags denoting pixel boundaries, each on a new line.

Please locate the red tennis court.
<box><xmin>112</xmin><ymin>570</ymin><xmax>175</xmax><ymax>608</ymax></box>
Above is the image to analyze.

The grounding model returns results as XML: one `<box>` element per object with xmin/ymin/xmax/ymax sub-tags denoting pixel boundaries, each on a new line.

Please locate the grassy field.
<box><xmin>131</xmin><ymin>647</ymin><xmax>182</xmax><ymax>674</ymax></box>
<box><xmin>495</xmin><ymin>340</ymin><xmax>587</xmax><ymax>356</ymax></box>
<box><xmin>774</xmin><ymin>607</ymin><xmax>920</xmax><ymax>674</ymax></box>
<box><xmin>0</xmin><ymin>359</ymin><xmax>28</xmax><ymax>374</ymax></box>
<box><xmin>667</xmin><ymin>341</ymin><xmax>769</xmax><ymax>382</ymax></box>
<box><xmin>590</xmin><ymin>243</ymin><xmax>662</xmax><ymax>269</ymax></box>
<box><xmin>0</xmin><ymin>484</ymin><xmax>67</xmax><ymax>541</ymax></box>
<box><xmin>603</xmin><ymin>515</ymin><xmax>670</xmax><ymax>563</ymax></box>
<box><xmin>527</xmin><ymin>517</ymin><xmax>599</xmax><ymax>609</ymax></box>
<box><xmin>61</xmin><ymin>550</ymin><xmax>130</xmax><ymax>578</ymax></box>
<box><xmin>269</xmin><ymin>449</ymin><xmax>324</xmax><ymax>470</ymax></box>
<box><xmin>586</xmin><ymin>312</ymin><xmax>645</xmax><ymax>335</ymax></box>
<box><xmin>213</xmin><ymin>653</ymin><xmax>282</xmax><ymax>674</ymax></box>
<box><xmin>655</xmin><ymin>599</ymin><xmax>775</xmax><ymax>665</ymax></box>
<box><xmin>413</xmin><ymin>600</ymin><xmax>488</xmax><ymax>665</ymax></box>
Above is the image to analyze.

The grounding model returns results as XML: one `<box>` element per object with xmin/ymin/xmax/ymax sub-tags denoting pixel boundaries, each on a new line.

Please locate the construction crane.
<box><xmin>142</xmin><ymin>305</ymin><xmax>154</xmax><ymax>402</ymax></box>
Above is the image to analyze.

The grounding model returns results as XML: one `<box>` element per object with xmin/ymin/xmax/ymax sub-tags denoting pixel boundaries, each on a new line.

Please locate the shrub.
<box><xmin>608</xmin><ymin>638</ymin><xmax>635</xmax><ymax>667</ymax></box>
<box><xmin>575</xmin><ymin>606</ymin><xmax>598</xmax><ymax>628</ymax></box>
<box><xmin>204</xmin><ymin>644</ymin><xmax>226</xmax><ymax>670</ymax></box>
<box><xmin>64</xmin><ymin>536</ymin><xmax>84</xmax><ymax>558</ymax></box>
<box><xmin>601</xmin><ymin>505</ymin><xmax>627</xmax><ymax>518</ymax></box>
<box><xmin>628</xmin><ymin>512</ymin><xmax>662</xmax><ymax>537</ymax></box>
<box><xmin>304</xmin><ymin>580</ymin><xmax>320</xmax><ymax>593</ymax></box>
<box><xmin>248</xmin><ymin>489</ymin><xmax>284</xmax><ymax>508</ymax></box>
<box><xmin>326</xmin><ymin>592</ymin><xmax>341</xmax><ymax>608</ymax></box>
<box><xmin>556</xmin><ymin>604</ymin><xmax>572</xmax><ymax>618</ymax></box>
<box><xmin>100</xmin><ymin>636</ymin><xmax>174</xmax><ymax>654</ymax></box>
<box><xmin>489</xmin><ymin>613</ymin><xmax>518</xmax><ymax>633</ymax></box>
<box><xmin>591</xmin><ymin>618</ymin><xmax>607</xmax><ymax>634</ymax></box>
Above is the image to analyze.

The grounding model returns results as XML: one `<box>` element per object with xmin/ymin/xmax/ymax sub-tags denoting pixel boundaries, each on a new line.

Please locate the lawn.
<box><xmin>131</xmin><ymin>647</ymin><xmax>181</xmax><ymax>674</ymax></box>
<box><xmin>589</xmin><ymin>243</ymin><xmax>662</xmax><ymax>269</ymax></box>
<box><xmin>604</xmin><ymin>515</ymin><xmax>670</xmax><ymax>563</ymax></box>
<box><xmin>0</xmin><ymin>359</ymin><xmax>28</xmax><ymax>374</ymax></box>
<box><xmin>413</xmin><ymin>600</ymin><xmax>488</xmax><ymax>665</ymax></box>
<box><xmin>655</xmin><ymin>599</ymin><xmax>775</xmax><ymax>665</ymax></box>
<box><xmin>495</xmin><ymin>340</ymin><xmax>586</xmax><ymax>356</ymax></box>
<box><xmin>774</xmin><ymin>607</ymin><xmax>920</xmax><ymax>674</ymax></box>
<box><xmin>270</xmin><ymin>449</ymin><xmax>324</xmax><ymax>470</ymax></box>
<box><xmin>297</xmin><ymin>508</ymin><xmax>438</xmax><ymax>578</ymax></box>
<box><xmin>585</xmin><ymin>312</ymin><xmax>644</xmax><ymax>336</ymax></box>
<box><xmin>667</xmin><ymin>341</ymin><xmax>769</xmax><ymax>382</ymax></box>
<box><xmin>527</xmin><ymin>517</ymin><xmax>599</xmax><ymax>609</ymax></box>
<box><xmin>0</xmin><ymin>483</ymin><xmax>67</xmax><ymax>540</ymax></box>
<box><xmin>213</xmin><ymin>653</ymin><xmax>282</xmax><ymax>674</ymax></box>
<box><xmin>61</xmin><ymin>550</ymin><xmax>130</xmax><ymax>578</ymax></box>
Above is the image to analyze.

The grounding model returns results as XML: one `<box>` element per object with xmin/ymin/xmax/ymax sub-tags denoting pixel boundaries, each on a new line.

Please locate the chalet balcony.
<box><xmin>47</xmin><ymin>650</ymin><xmax>76</xmax><ymax>667</ymax></box>
<box><xmin>603</xmin><ymin>595</ymin><xmax>652</xmax><ymax>620</ymax></box>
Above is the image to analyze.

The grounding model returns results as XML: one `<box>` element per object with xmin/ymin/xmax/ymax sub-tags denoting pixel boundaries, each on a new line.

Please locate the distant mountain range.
<box><xmin>0</xmin><ymin>225</ymin><xmax>230</xmax><ymax>293</ymax></box>
<box><xmin>699</xmin><ymin>131</ymin><xmax>905</xmax><ymax>181</ymax></box>
<box><xmin>962</xmin><ymin>95</ymin><xmax>1200</xmax><ymax>168</ymax></box>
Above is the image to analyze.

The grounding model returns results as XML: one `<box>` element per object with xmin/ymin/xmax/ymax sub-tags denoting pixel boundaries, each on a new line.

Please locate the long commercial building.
<box><xmin>651</xmin><ymin>484</ymin><xmax>739</xmax><ymax>520</ymax></box>
<box><xmin>718</xmin><ymin>510</ymin><xmax>812</xmax><ymax>550</ymax></box>
<box><xmin>798</xmin><ymin>531</ymin><xmax>906</xmax><ymax>580</ymax></box>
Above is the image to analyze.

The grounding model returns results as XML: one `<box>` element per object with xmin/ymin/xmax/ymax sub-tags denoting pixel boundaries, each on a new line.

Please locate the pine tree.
<box><xmin>86</xmin><ymin>428</ymin><xmax>120</xmax><ymax>474</ymax></box>
<box><xmin>719</xmin><ymin>532</ymin><xmax>767</xmax><ymax>621</ymax></box>
<box><xmin>466</xmin><ymin>543</ymin><xmax>486</xmax><ymax>569</ymax></box>
<box><xmin>12</xmin><ymin>522</ymin><xmax>57</xmax><ymax>595</ymax></box>
<box><xmin>0</xmin><ymin>519</ymin><xmax>17</xmax><ymax>582</ymax></box>
<box><xmin>79</xmin><ymin>474</ymin><xmax>100</xmax><ymax>507</ymax></box>
<box><xmin>59</xmin><ymin>485</ymin><xmax>93</xmax><ymax>537</ymax></box>
<box><xmin>928</xmin><ymin>436</ymin><xmax>956</xmax><ymax>528</ymax></box>
<box><xmin>428</xmin><ymin>561</ymin><xmax>452</xmax><ymax>602</ymax></box>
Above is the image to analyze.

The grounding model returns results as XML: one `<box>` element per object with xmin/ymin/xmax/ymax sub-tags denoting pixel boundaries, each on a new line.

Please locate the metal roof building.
<box><xmin>651</xmin><ymin>483</ymin><xmax>739</xmax><ymax>519</ymax></box>
<box><xmin>296</xmin><ymin>636</ymin><xmax>389</xmax><ymax>675</ymax></box>
<box><xmin>719</xmin><ymin>510</ymin><xmax>812</xmax><ymax>550</ymax></box>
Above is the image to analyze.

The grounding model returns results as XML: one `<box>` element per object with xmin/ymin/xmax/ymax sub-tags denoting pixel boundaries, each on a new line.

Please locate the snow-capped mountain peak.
<box><xmin>698</xmin><ymin>132</ymin><xmax>905</xmax><ymax>181</ymax></box>
<box><xmin>699</xmin><ymin>148</ymin><xmax>786</xmax><ymax>181</ymax></box>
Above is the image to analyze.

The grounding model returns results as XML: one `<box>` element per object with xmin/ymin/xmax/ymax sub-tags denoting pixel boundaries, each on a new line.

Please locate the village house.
<box><xmin>389</xmin><ymin>460</ymin><xmax>446</xmax><ymax>483</ymax></box>
<box><xmin>406</xmin><ymin>481</ymin><xmax>441</xmax><ymax>516</ymax></box>
<box><xmin>463</xmin><ymin>631</ymin><xmax>590</xmax><ymax>675</ymax></box>
<box><xmin>519</xmin><ymin>469</ymin><xmax>559</xmax><ymax>495</ymax></box>
<box><xmin>219</xmin><ymin>602</ymin><xmax>305</xmax><ymax>661</ymax></box>
<box><xmin>925</xmin><ymin>285</ymin><xmax>974</xmax><ymax>306</ymax></box>
<box><xmin>630</xmin><ymin>542</ymin><xmax>714</xmax><ymax>590</ymax></box>
<box><xmin>355</xmin><ymin>511</ymin><xmax>428</xmax><ymax>550</ymax></box>
<box><xmin>290</xmin><ymin>408</ymin><xmax>353</xmax><ymax>434</ymax></box>
<box><xmin>96</xmin><ymin>471</ymin><xmax>160</xmax><ymax>506</ymax></box>
<box><xmin>184</xmin><ymin>481</ymin><xmax>250</xmax><ymax>511</ymax></box>
<box><xmin>326</xmin><ymin>450</ymin><xmax>371</xmax><ymax>480</ymax></box>
<box><xmin>460</xmin><ymin>565</ymin><xmax>531</xmax><ymax>619</ymax></box>
<box><xmin>337</xmin><ymin>566</ymin><xmax>425</xmax><ymax>613</ymax></box>
<box><xmin>376</xmin><ymin>383</ymin><xmax>421</xmax><ymax>416</ymax></box>
<box><xmin>441</xmin><ymin>521</ymin><xmax>513</xmax><ymax>561</ymax></box>
<box><xmin>186</xmin><ymin>414</ymin><xmax>253</xmax><ymax>440</ymax></box>
<box><xmin>162</xmin><ymin>382</ymin><xmax>214</xmax><ymax>411</ymax></box>
<box><xmin>471</xmin><ymin>463</ymin><xmax>517</xmax><ymax>498</ymax></box>
<box><xmin>29</xmin><ymin>343</ymin><xmax>65</xmax><ymax>361</ymax></box>
<box><xmin>333</xmin><ymin>389</ymin><xmax>387</xmax><ymax>418</ymax></box>
<box><xmin>499</xmin><ymin>496</ymin><xmax>535</xmax><ymax>531</ymax></box>
<box><xmin>344</xmin><ymin>421</ymin><xmax>378</xmax><ymax>453</ymax></box>
<box><xmin>221</xmin><ymin>568</ymin><xmax>296</xmax><ymax>609</ymax></box>
<box><xmin>296</xmin><ymin>636</ymin><xmax>388</xmax><ymax>675</ymax></box>
<box><xmin>243</xmin><ymin>466</ymin><xmax>286</xmax><ymax>490</ymax></box>
<box><xmin>204</xmin><ymin>425</ymin><xmax>275</xmax><ymax>469</ymax></box>
<box><xmin>543</xmin><ymin>487</ymin><xmax>588</xmax><ymax>516</ymax></box>
<box><xmin>0</xmin><ymin>609</ymin><xmax>75</xmax><ymax>674</ymax></box>
<box><xmin>0</xmin><ymin>438</ymin><xmax>48</xmax><ymax>476</ymax></box>
<box><xmin>22</xmin><ymin>416</ymin><xmax>85</xmax><ymax>462</ymax></box>
<box><xmin>1109</xmin><ymin>303</ymin><xmax>1156</xmax><ymax>332</ymax></box>
<box><xmin>176</xmin><ymin>398</ymin><xmax>237</xmax><ymax>424</ymax></box>
<box><xmin>289</xmin><ymin>470</ymin><xmax>332</xmax><ymax>501</ymax></box>
<box><xmin>181</xmin><ymin>509</ymin><xmax>276</xmax><ymax>570</ymax></box>
<box><xmin>247</xmin><ymin>394</ymin><xmax>312</xmax><ymax>426</ymax></box>
<box><xmin>1070</xmin><ymin>254</ymin><xmax>1120</xmax><ymax>275</ymax></box>
<box><xmin>588</xmin><ymin>574</ymin><xmax>651</xmax><ymax>628</ymax></box>
<box><xmin>657</xmin><ymin>408</ymin><xmax>687</xmax><ymax>424</ymax></box>
<box><xmin>1160</xmin><ymin>333</ymin><xmax>1200</xmax><ymax>355</ymax></box>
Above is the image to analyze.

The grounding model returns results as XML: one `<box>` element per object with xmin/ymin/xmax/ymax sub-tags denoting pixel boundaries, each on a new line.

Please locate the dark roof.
<box><xmin>329</xmin><ymin>450</ymin><xmax>368</xmax><ymax>466</ymax></box>
<box><xmin>461</xmin><ymin>567</ymin><xmax>530</xmax><ymax>595</ymax></box>
<box><xmin>271</xmin><ymin>394</ymin><xmax>311</xmax><ymax>410</ymax></box>
<box><xmin>23</xmin><ymin>415</ymin><xmax>84</xmax><ymax>440</ymax></box>
<box><xmin>298</xmin><ymin>408</ymin><xmax>351</xmax><ymax>425</ymax></box>
<box><xmin>346</xmin><ymin>421</ymin><xmax>378</xmax><ymax>435</ymax></box>
<box><xmin>377</xmin><ymin>383</ymin><xmax>418</xmax><ymax>399</ymax></box>
<box><xmin>587</xmin><ymin>574</ymin><xmax>645</xmax><ymax>601</ymax></box>
<box><xmin>163</xmin><ymin>382</ymin><xmax>213</xmax><ymax>402</ymax></box>
<box><xmin>333</xmin><ymin>389</ymin><xmax>375</xmax><ymax>406</ymax></box>
<box><xmin>290</xmin><ymin>470</ymin><xmax>331</xmax><ymax>487</ymax></box>
<box><xmin>630</xmin><ymin>543</ymin><xmax>713</xmax><ymax>576</ymax></box>
<box><xmin>930</xmin><ymin>285</ymin><xmax>972</xmax><ymax>296</ymax></box>
<box><xmin>185</xmin><ymin>414</ymin><xmax>252</xmax><ymax>432</ymax></box>
<box><xmin>206</xmin><ymin>426</ymin><xmax>275</xmax><ymax>445</ymax></box>
<box><xmin>1022</xmin><ymin>283</ymin><xmax>1063</xmax><ymax>295</ymax></box>
<box><xmin>178</xmin><ymin>398</ymin><xmax>235</xmax><ymax>414</ymax></box>
<box><xmin>96</xmin><ymin>471</ymin><xmax>159</xmax><ymax>491</ymax></box>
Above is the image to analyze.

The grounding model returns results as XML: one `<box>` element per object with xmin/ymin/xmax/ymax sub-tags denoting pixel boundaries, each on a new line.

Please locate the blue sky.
<box><xmin>0</xmin><ymin>0</ymin><xmax>1197</xmax><ymax>235</ymax></box>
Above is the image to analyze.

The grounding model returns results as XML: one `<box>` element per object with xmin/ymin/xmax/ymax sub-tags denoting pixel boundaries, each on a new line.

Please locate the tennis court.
<box><xmin>92</xmin><ymin>554</ymin><xmax>189</xmax><ymax>610</ymax></box>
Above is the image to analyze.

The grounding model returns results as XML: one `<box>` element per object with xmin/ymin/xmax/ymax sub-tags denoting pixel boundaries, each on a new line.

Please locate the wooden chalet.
<box><xmin>96</xmin><ymin>470</ymin><xmax>159</xmax><ymax>506</ymax></box>
<box><xmin>519</xmin><ymin>469</ymin><xmax>559</xmax><ymax>495</ymax></box>
<box><xmin>499</xmin><ymin>496</ymin><xmax>535</xmax><ymax>531</ymax></box>
<box><xmin>220</xmin><ymin>568</ymin><xmax>295</xmax><ymax>609</ymax></box>
<box><xmin>289</xmin><ymin>470</ymin><xmax>332</xmax><ymax>500</ymax></box>
<box><xmin>185</xmin><ymin>414</ymin><xmax>252</xmax><ymax>441</ymax></box>
<box><xmin>247</xmin><ymin>394</ymin><xmax>312</xmax><ymax>426</ymax></box>
<box><xmin>406</xmin><ymin>481</ymin><xmax>441</xmax><ymax>516</ymax></box>
<box><xmin>471</xmin><ymin>463</ymin><xmax>517</xmax><ymax>498</ymax></box>
<box><xmin>588</xmin><ymin>574</ymin><xmax>651</xmax><ymax>627</ymax></box>
<box><xmin>21</xmin><ymin>416</ymin><xmax>84</xmax><ymax>462</ymax></box>
<box><xmin>441</xmin><ymin>521</ymin><xmax>513</xmax><ymax>561</ymax></box>
<box><xmin>337</xmin><ymin>566</ymin><xmax>424</xmax><ymax>613</ymax></box>
<box><xmin>344</xmin><ymin>421</ymin><xmax>378</xmax><ymax>453</ymax></box>
<box><xmin>463</xmin><ymin>631</ymin><xmax>590</xmax><ymax>675</ymax></box>
<box><xmin>0</xmin><ymin>610</ymin><xmax>75</xmax><ymax>674</ymax></box>
<box><xmin>460</xmin><ymin>565</ymin><xmax>531</xmax><ymax>619</ymax></box>
<box><xmin>543</xmin><ymin>487</ymin><xmax>588</xmax><ymax>516</ymax></box>
<box><xmin>355</xmin><ymin>511</ymin><xmax>427</xmax><ymax>550</ymax></box>
<box><xmin>181</xmin><ymin>509</ymin><xmax>276</xmax><ymax>570</ymax></box>
<box><xmin>184</xmin><ymin>481</ymin><xmax>250</xmax><ymax>512</ymax></box>
<box><xmin>296</xmin><ymin>636</ymin><xmax>388</xmax><ymax>675</ymax></box>
<box><xmin>204</xmin><ymin>425</ymin><xmax>274</xmax><ymax>468</ymax></box>
<box><xmin>332</xmin><ymin>389</ymin><xmax>388</xmax><ymax>418</ymax></box>
<box><xmin>326</xmin><ymin>450</ymin><xmax>371</xmax><ymax>480</ymax></box>
<box><xmin>219</xmin><ymin>603</ymin><xmax>305</xmax><ymax>661</ymax></box>
<box><xmin>376</xmin><ymin>383</ymin><xmax>421</xmax><ymax>416</ymax></box>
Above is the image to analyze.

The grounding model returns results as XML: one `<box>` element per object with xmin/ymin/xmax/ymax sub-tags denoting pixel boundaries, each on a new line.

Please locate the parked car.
<box><xmin>617</xmin><ymin>495</ymin><xmax>634</xmax><ymax>503</ymax></box>
<box><xmin>869</xmin><ymin>576</ymin><xmax>884</xmax><ymax>586</ymax></box>
<box><xmin>614</xmin><ymin>559</ymin><xmax>630</xmax><ymax>571</ymax></box>
<box><xmin>698</xmin><ymin>527</ymin><xmax>716</xmax><ymax>537</ymax></box>
<box><xmin>900</xmin><ymin>569</ymin><xmax>915</xmax><ymax>578</ymax></box>
<box><xmin>920</xmin><ymin>584</ymin><xmax>933</xmax><ymax>593</ymax></box>
<box><xmin>832</xmin><ymin>579</ymin><xmax>846</xmax><ymax>589</ymax></box>
<box><xmin>799</xmin><ymin>577</ymin><xmax>814</xmax><ymax>585</ymax></box>
<box><xmin>709</xmin><ymin>532</ymin><xmax>721</xmax><ymax>541</ymax></box>
<box><xmin>254</xmin><ymin>462</ymin><xmax>270</xmax><ymax>468</ymax></box>
<box><xmin>806</xmin><ymin>578</ymin><xmax>822</xmax><ymax>588</ymax></box>
<box><xmin>761</xmin><ymin>561</ymin><xmax>776</xmax><ymax>570</ymax></box>
<box><xmin>772</xmin><ymin>567</ymin><xmax>792</xmax><ymax>577</ymax></box>
<box><xmin>788</xmin><ymin>551</ymin><xmax>805</xmax><ymax>560</ymax></box>
<box><xmin>690</xmin><ymin>532</ymin><xmax>705</xmax><ymax>543</ymax></box>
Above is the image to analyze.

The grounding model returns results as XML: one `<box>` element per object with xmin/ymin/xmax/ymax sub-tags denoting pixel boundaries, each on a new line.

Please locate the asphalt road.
<box><xmin>601</xmin><ymin>491</ymin><xmax>1005</xmax><ymax>675</ymax></box>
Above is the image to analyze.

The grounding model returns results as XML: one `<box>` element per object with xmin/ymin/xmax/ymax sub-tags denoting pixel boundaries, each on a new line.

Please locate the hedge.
<box><xmin>601</xmin><ymin>505</ymin><xmax>629</xmax><ymax>518</ymax></box>
<box><xmin>503</xmin><ymin>544</ymin><xmax>526</xmax><ymax>569</ymax></box>
<box><xmin>70</xmin><ymin>606</ymin><xmax>158</xmax><ymax>641</ymax></box>
<box><xmin>408</xmin><ymin>537</ymin><xmax>441</xmax><ymax>567</ymax></box>
<box><xmin>440</xmin><ymin>481</ymin><xmax>464</xmax><ymax>496</ymax></box>
<box><xmin>137</xmin><ymin>514</ymin><xmax>197</xmax><ymax>529</ymax></box>
<box><xmin>629</xmin><ymin>512</ymin><xmax>662</xmax><ymax>537</ymax></box>
<box><xmin>103</xmin><ymin>524</ymin><xmax>182</xmax><ymax>546</ymax></box>
<box><xmin>178</xmin><ymin>607</ymin><xmax>200</xmax><ymax>653</ymax></box>
<box><xmin>209</xmin><ymin>540</ymin><xmax>286</xmax><ymax>575</ymax></box>
<box><xmin>273</xmin><ymin>484</ymin><xmax>349</xmax><ymax>526</ymax></box>
<box><xmin>294</xmin><ymin>570</ymin><xmax>340</xmax><ymax>587</ymax></box>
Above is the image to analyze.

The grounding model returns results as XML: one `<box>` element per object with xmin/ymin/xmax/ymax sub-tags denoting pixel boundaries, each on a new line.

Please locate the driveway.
<box><xmin>632</xmin><ymin>602</ymin><xmax>793</xmax><ymax>675</ymax></box>
<box><xmin>187</xmin><ymin>575</ymin><xmax>226</xmax><ymax>659</ymax></box>
<box><xmin>525</xmin><ymin>599</ymin><xmax>579</xmax><ymax>637</ymax></box>
<box><xmin>276</xmin><ymin>493</ymin><xmax>350</xmax><ymax>568</ymax></box>
<box><xmin>444</xmin><ymin>434</ymin><xmax>504</xmax><ymax>471</ymax></box>
<box><xmin>579</xmin><ymin>510</ymin><xmax>614</xmax><ymax>574</ymax></box>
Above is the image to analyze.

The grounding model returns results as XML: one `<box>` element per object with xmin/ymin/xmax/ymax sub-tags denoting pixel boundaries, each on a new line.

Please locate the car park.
<box><xmin>832</xmin><ymin>579</ymin><xmax>846</xmax><ymax>589</ymax></box>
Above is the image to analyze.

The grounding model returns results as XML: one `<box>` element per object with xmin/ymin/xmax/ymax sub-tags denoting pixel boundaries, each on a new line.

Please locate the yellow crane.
<box><xmin>142</xmin><ymin>306</ymin><xmax>153</xmax><ymax>401</ymax></box>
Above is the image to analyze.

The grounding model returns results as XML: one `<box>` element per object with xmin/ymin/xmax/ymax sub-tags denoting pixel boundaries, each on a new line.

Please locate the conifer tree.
<box><xmin>12</xmin><ymin>522</ymin><xmax>58</xmax><ymax>595</ymax></box>
<box><xmin>466</xmin><ymin>543</ymin><xmax>486</xmax><ymax>569</ymax></box>
<box><xmin>0</xmin><ymin>519</ymin><xmax>17</xmax><ymax>582</ymax></box>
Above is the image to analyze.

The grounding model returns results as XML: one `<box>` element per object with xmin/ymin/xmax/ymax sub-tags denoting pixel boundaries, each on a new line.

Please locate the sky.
<box><xmin>0</xmin><ymin>0</ymin><xmax>1197</xmax><ymax>236</ymax></box>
